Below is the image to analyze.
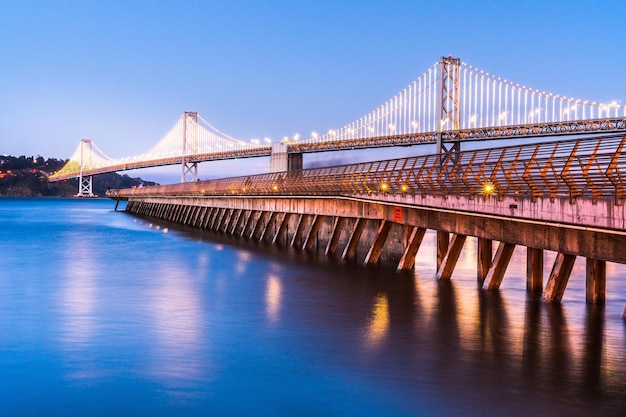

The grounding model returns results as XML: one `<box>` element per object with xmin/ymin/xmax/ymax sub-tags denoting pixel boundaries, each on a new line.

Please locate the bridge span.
<box><xmin>52</xmin><ymin>56</ymin><xmax>626</xmax><ymax>197</ymax></box>
<box><xmin>108</xmin><ymin>134</ymin><xmax>626</xmax><ymax>311</ymax></box>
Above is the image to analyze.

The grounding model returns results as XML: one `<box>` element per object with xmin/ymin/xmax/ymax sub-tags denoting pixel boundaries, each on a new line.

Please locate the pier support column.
<box><xmin>325</xmin><ymin>217</ymin><xmax>346</xmax><ymax>257</ymax></box>
<box><xmin>303</xmin><ymin>215</ymin><xmax>323</xmax><ymax>250</ymax></box>
<box><xmin>291</xmin><ymin>214</ymin><xmax>310</xmax><ymax>249</ymax></box>
<box><xmin>364</xmin><ymin>220</ymin><xmax>393</xmax><ymax>266</ymax></box>
<box><xmin>436</xmin><ymin>231</ymin><xmax>449</xmax><ymax>271</ymax></box>
<box><xmin>250</xmin><ymin>211</ymin><xmax>268</xmax><ymax>240</ymax></box>
<box><xmin>437</xmin><ymin>234</ymin><xmax>467</xmax><ymax>279</ymax></box>
<box><xmin>342</xmin><ymin>218</ymin><xmax>367</xmax><ymax>262</ymax></box>
<box><xmin>483</xmin><ymin>242</ymin><xmax>516</xmax><ymax>290</ymax></box>
<box><xmin>585</xmin><ymin>258</ymin><xmax>606</xmax><ymax>305</ymax></box>
<box><xmin>229</xmin><ymin>209</ymin><xmax>243</xmax><ymax>234</ymax></box>
<box><xmin>527</xmin><ymin>247</ymin><xmax>544</xmax><ymax>294</ymax></box>
<box><xmin>272</xmin><ymin>212</ymin><xmax>291</xmax><ymax>246</ymax></box>
<box><xmin>260</xmin><ymin>212</ymin><xmax>279</xmax><ymax>242</ymax></box>
<box><xmin>397</xmin><ymin>226</ymin><xmax>426</xmax><ymax>271</ymax></box>
<box><xmin>437</xmin><ymin>233</ymin><xmax>467</xmax><ymax>279</ymax></box>
<box><xmin>477</xmin><ymin>238</ymin><xmax>492</xmax><ymax>284</ymax></box>
<box><xmin>543</xmin><ymin>253</ymin><xmax>576</xmax><ymax>303</ymax></box>
<box><xmin>241</xmin><ymin>210</ymin><xmax>259</xmax><ymax>237</ymax></box>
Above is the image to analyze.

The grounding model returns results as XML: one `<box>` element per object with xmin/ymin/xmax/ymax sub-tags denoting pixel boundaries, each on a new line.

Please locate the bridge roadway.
<box><xmin>108</xmin><ymin>134</ymin><xmax>626</xmax><ymax>310</ymax></box>
<box><xmin>50</xmin><ymin>116</ymin><xmax>626</xmax><ymax>182</ymax></box>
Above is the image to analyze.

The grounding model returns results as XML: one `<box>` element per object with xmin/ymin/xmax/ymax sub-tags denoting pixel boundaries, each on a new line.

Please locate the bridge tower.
<box><xmin>182</xmin><ymin>111</ymin><xmax>199</xmax><ymax>182</ymax></box>
<box><xmin>76</xmin><ymin>139</ymin><xmax>95</xmax><ymax>197</ymax></box>
<box><xmin>437</xmin><ymin>56</ymin><xmax>461</xmax><ymax>163</ymax></box>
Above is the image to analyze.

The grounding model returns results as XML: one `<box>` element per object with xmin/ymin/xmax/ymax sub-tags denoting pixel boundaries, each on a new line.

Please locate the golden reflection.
<box><xmin>366</xmin><ymin>293</ymin><xmax>389</xmax><ymax>348</ymax></box>
<box><xmin>265</xmin><ymin>275</ymin><xmax>282</xmax><ymax>323</ymax></box>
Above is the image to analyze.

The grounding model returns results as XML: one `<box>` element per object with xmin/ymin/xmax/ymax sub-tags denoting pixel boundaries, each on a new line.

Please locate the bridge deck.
<box><xmin>50</xmin><ymin>118</ymin><xmax>626</xmax><ymax>182</ymax></box>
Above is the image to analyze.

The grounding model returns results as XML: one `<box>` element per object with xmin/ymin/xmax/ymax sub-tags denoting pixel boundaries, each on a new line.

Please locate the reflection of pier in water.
<box><xmin>262</xmin><ymin>260</ymin><xmax>625</xmax><ymax>415</ymax></box>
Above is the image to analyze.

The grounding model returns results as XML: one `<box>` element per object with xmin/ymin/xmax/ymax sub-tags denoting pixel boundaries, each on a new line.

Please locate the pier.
<box><xmin>108</xmin><ymin>134</ymin><xmax>626</xmax><ymax>307</ymax></box>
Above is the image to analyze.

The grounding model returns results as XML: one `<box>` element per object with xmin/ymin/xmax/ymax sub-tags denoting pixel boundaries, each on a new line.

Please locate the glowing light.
<box><xmin>272</xmin><ymin>185</ymin><xmax>278</xmax><ymax>191</ymax></box>
<box><xmin>366</xmin><ymin>293</ymin><xmax>389</xmax><ymax>347</ymax></box>
<box><xmin>380</xmin><ymin>183</ymin><xmax>389</xmax><ymax>192</ymax></box>
<box><xmin>400</xmin><ymin>184</ymin><xmax>408</xmax><ymax>193</ymax></box>
<box><xmin>483</xmin><ymin>182</ymin><xmax>495</xmax><ymax>195</ymax></box>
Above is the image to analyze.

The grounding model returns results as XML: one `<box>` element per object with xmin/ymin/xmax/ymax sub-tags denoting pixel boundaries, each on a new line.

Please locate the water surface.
<box><xmin>0</xmin><ymin>197</ymin><xmax>624</xmax><ymax>416</ymax></box>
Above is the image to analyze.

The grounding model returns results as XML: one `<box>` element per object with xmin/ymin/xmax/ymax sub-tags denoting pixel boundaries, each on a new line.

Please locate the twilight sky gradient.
<box><xmin>1</xmin><ymin>0</ymin><xmax>625</xmax><ymax>179</ymax></box>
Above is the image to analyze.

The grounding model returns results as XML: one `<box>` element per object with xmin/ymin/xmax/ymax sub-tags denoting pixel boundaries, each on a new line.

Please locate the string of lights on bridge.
<box><xmin>50</xmin><ymin>57</ymin><xmax>626</xmax><ymax>181</ymax></box>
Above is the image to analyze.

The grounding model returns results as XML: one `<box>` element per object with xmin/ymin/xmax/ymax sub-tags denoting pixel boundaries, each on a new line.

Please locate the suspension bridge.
<box><xmin>49</xmin><ymin>56</ymin><xmax>626</xmax><ymax>197</ymax></box>
<box><xmin>97</xmin><ymin>56</ymin><xmax>626</xmax><ymax>311</ymax></box>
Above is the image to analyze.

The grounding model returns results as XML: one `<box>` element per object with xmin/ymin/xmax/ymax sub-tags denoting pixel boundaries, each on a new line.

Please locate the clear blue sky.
<box><xmin>1</xmin><ymin>0</ymin><xmax>625</xmax><ymax>178</ymax></box>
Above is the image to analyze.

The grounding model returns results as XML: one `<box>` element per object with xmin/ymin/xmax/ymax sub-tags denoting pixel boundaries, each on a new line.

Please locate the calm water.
<box><xmin>1</xmin><ymin>197</ymin><xmax>625</xmax><ymax>416</ymax></box>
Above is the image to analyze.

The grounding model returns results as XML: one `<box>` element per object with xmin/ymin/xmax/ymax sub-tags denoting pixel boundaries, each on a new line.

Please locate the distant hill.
<box><xmin>0</xmin><ymin>155</ymin><xmax>158</xmax><ymax>197</ymax></box>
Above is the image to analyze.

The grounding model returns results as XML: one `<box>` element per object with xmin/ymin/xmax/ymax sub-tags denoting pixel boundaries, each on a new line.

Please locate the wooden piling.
<box><xmin>437</xmin><ymin>234</ymin><xmax>467</xmax><ymax>279</ymax></box>
<box><xmin>543</xmin><ymin>253</ymin><xmax>576</xmax><ymax>303</ymax></box>
<box><xmin>586</xmin><ymin>258</ymin><xmax>606</xmax><ymax>304</ymax></box>
<box><xmin>483</xmin><ymin>242</ymin><xmax>516</xmax><ymax>290</ymax></box>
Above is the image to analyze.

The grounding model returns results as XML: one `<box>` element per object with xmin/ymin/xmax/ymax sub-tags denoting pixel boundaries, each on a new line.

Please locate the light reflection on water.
<box><xmin>0</xmin><ymin>197</ymin><xmax>624</xmax><ymax>416</ymax></box>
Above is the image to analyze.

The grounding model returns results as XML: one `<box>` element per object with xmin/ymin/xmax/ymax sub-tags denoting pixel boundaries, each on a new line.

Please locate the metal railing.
<box><xmin>107</xmin><ymin>134</ymin><xmax>626</xmax><ymax>203</ymax></box>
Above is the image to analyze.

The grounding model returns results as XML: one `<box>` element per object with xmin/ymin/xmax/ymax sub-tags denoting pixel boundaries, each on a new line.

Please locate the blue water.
<box><xmin>0</xmin><ymin>197</ymin><xmax>625</xmax><ymax>416</ymax></box>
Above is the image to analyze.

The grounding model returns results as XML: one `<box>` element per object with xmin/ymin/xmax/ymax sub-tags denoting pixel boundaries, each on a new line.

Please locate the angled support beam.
<box><xmin>209</xmin><ymin>208</ymin><xmax>223</xmax><ymax>230</ymax></box>
<box><xmin>228</xmin><ymin>209</ymin><xmax>242</xmax><ymax>234</ymax></box>
<box><xmin>201</xmin><ymin>207</ymin><xmax>215</xmax><ymax>229</ymax></box>
<box><xmin>272</xmin><ymin>212</ymin><xmax>291</xmax><ymax>246</ymax></box>
<box><xmin>303</xmin><ymin>215</ymin><xmax>324</xmax><ymax>251</ymax></box>
<box><xmin>250</xmin><ymin>211</ymin><xmax>268</xmax><ymax>240</ymax></box>
<box><xmin>437</xmin><ymin>233</ymin><xmax>467</xmax><ymax>279</ymax></box>
<box><xmin>364</xmin><ymin>220</ymin><xmax>393</xmax><ymax>266</ymax></box>
<box><xmin>291</xmin><ymin>214</ymin><xmax>310</xmax><ymax>249</ymax></box>
<box><xmin>342</xmin><ymin>218</ymin><xmax>367</xmax><ymax>262</ymax></box>
<box><xmin>437</xmin><ymin>231</ymin><xmax>450</xmax><ymax>271</ymax></box>
<box><xmin>194</xmin><ymin>207</ymin><xmax>207</xmax><ymax>227</ymax></box>
<box><xmin>483</xmin><ymin>242</ymin><xmax>516</xmax><ymax>289</ymax></box>
<box><xmin>586</xmin><ymin>258</ymin><xmax>606</xmax><ymax>305</ymax></box>
<box><xmin>477</xmin><ymin>238</ymin><xmax>492</xmax><ymax>283</ymax></box>
<box><xmin>241</xmin><ymin>210</ymin><xmax>258</xmax><ymax>238</ymax></box>
<box><xmin>325</xmin><ymin>217</ymin><xmax>347</xmax><ymax>257</ymax></box>
<box><xmin>232</xmin><ymin>209</ymin><xmax>248</xmax><ymax>235</ymax></box>
<box><xmin>220</xmin><ymin>209</ymin><xmax>234</xmax><ymax>232</ymax></box>
<box><xmin>397</xmin><ymin>226</ymin><xmax>426</xmax><ymax>271</ymax></box>
<box><xmin>526</xmin><ymin>247</ymin><xmax>544</xmax><ymax>294</ymax></box>
<box><xmin>543</xmin><ymin>253</ymin><xmax>576</xmax><ymax>303</ymax></box>
<box><xmin>190</xmin><ymin>206</ymin><xmax>202</xmax><ymax>227</ymax></box>
<box><xmin>214</xmin><ymin>208</ymin><xmax>228</xmax><ymax>231</ymax></box>
<box><xmin>260</xmin><ymin>211</ymin><xmax>279</xmax><ymax>242</ymax></box>
<box><xmin>183</xmin><ymin>206</ymin><xmax>193</xmax><ymax>225</ymax></box>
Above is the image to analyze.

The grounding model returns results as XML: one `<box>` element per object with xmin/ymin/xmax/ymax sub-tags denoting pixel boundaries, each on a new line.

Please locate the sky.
<box><xmin>1</xmin><ymin>0</ymin><xmax>625</xmax><ymax>181</ymax></box>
